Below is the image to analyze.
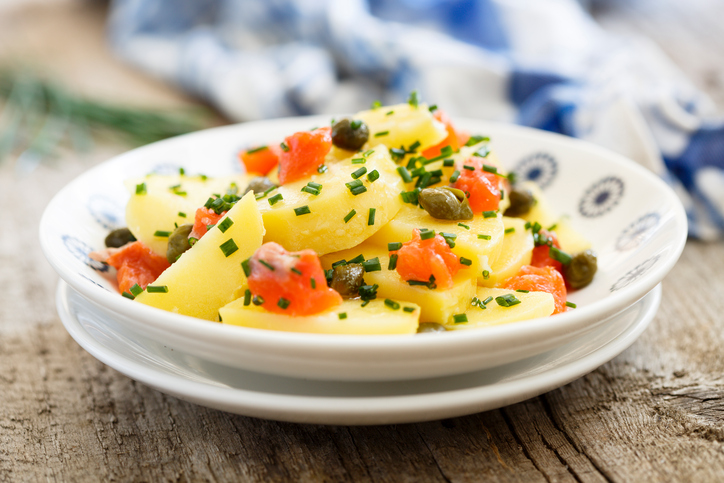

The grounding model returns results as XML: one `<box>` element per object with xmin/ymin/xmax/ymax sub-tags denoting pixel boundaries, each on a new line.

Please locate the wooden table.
<box><xmin>3</xmin><ymin>1</ymin><xmax>724</xmax><ymax>480</ymax></box>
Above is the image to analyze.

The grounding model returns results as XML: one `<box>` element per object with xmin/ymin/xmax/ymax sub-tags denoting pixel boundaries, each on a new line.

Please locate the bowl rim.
<box><xmin>39</xmin><ymin>116</ymin><xmax>687</xmax><ymax>354</ymax></box>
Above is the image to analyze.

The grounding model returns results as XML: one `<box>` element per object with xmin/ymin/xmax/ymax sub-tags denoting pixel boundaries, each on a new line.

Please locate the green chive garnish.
<box><xmin>550</xmin><ymin>246</ymin><xmax>572</xmax><ymax>265</ymax></box>
<box><xmin>241</xmin><ymin>258</ymin><xmax>251</xmax><ymax>277</ymax></box>
<box><xmin>516</xmin><ymin>289</ymin><xmax>530</xmax><ymax>293</ymax></box>
<box><xmin>367</xmin><ymin>170</ymin><xmax>380</xmax><ymax>182</ymax></box>
<box><xmin>351</xmin><ymin>158</ymin><xmax>366</xmax><ymax>164</ymax></box>
<box><xmin>146</xmin><ymin>285</ymin><xmax>168</xmax><ymax>293</ymax></box>
<box><xmin>218</xmin><ymin>217</ymin><xmax>234</xmax><ymax>233</ymax></box>
<box><xmin>294</xmin><ymin>205</ymin><xmax>311</xmax><ymax>216</ymax></box>
<box><xmin>280</xmin><ymin>142</ymin><xmax>290</xmax><ymax>152</ymax></box>
<box><xmin>384</xmin><ymin>299</ymin><xmax>400</xmax><ymax>310</ymax></box>
<box><xmin>371</xmin><ymin>100</ymin><xmax>382</xmax><ymax>109</ymax></box>
<box><xmin>458</xmin><ymin>223</ymin><xmax>470</xmax><ymax>230</ymax></box>
<box><xmin>478</xmin><ymin>234</ymin><xmax>492</xmax><ymax>240</ymax></box>
<box><xmin>243</xmin><ymin>289</ymin><xmax>251</xmax><ymax>306</ymax></box>
<box><xmin>362</xmin><ymin>257</ymin><xmax>381</xmax><ymax>272</ymax></box>
<box><xmin>130</xmin><ymin>284</ymin><xmax>143</xmax><ymax>297</ymax></box>
<box><xmin>408</xmin><ymin>90</ymin><xmax>419</xmax><ymax>108</ymax></box>
<box><xmin>453</xmin><ymin>314</ymin><xmax>468</xmax><ymax>324</ymax></box>
<box><xmin>483</xmin><ymin>164</ymin><xmax>497</xmax><ymax>174</ymax></box>
<box><xmin>178</xmin><ymin>212</ymin><xmax>186</xmax><ymax>218</ymax></box>
<box><xmin>419</xmin><ymin>229</ymin><xmax>435</xmax><ymax>240</ymax></box>
<box><xmin>388</xmin><ymin>254</ymin><xmax>398</xmax><ymax>270</ymax></box>
<box><xmin>496</xmin><ymin>294</ymin><xmax>521</xmax><ymax>307</ymax></box>
<box><xmin>259</xmin><ymin>259</ymin><xmax>275</xmax><ymax>271</ymax></box>
<box><xmin>252</xmin><ymin>295</ymin><xmax>264</xmax><ymax>306</ymax></box>
<box><xmin>338</xmin><ymin>312</ymin><xmax>348</xmax><ymax>320</ymax></box>
<box><xmin>153</xmin><ymin>230</ymin><xmax>171</xmax><ymax>237</ymax></box>
<box><xmin>351</xmin><ymin>167</ymin><xmax>367</xmax><ymax>179</ymax></box>
<box><xmin>397</xmin><ymin>166</ymin><xmax>412</xmax><ymax>183</ymax></box>
<box><xmin>443</xmin><ymin>159</ymin><xmax>454</xmax><ymax>167</ymax></box>
<box><xmin>344</xmin><ymin>209</ymin><xmax>356</xmax><ymax>223</ymax></box>
<box><xmin>268</xmin><ymin>193</ymin><xmax>283</xmax><ymax>205</ymax></box>
<box><xmin>277</xmin><ymin>298</ymin><xmax>291</xmax><ymax>310</ymax></box>
<box><xmin>246</xmin><ymin>145</ymin><xmax>268</xmax><ymax>154</ymax></box>
<box><xmin>368</xmin><ymin>208</ymin><xmax>376</xmax><ymax>226</ymax></box>
<box><xmin>505</xmin><ymin>227</ymin><xmax>515</xmax><ymax>235</ymax></box>
<box><xmin>219</xmin><ymin>239</ymin><xmax>239</xmax><ymax>257</ymax></box>
<box><xmin>374</xmin><ymin>131</ymin><xmax>389</xmax><ymax>137</ymax></box>
<box><xmin>463</xmin><ymin>165</ymin><xmax>475</xmax><ymax>171</ymax></box>
<box><xmin>135</xmin><ymin>182</ymin><xmax>147</xmax><ymax>195</ymax></box>
<box><xmin>291</xmin><ymin>267</ymin><xmax>302</xmax><ymax>275</ymax></box>
<box><xmin>317</xmin><ymin>165</ymin><xmax>328</xmax><ymax>173</ymax></box>
<box><xmin>483</xmin><ymin>210</ymin><xmax>497</xmax><ymax>218</ymax></box>
<box><xmin>403</xmin><ymin>306</ymin><xmax>415</xmax><ymax>313</ymax></box>
<box><xmin>500</xmin><ymin>189</ymin><xmax>505</xmax><ymax>201</ymax></box>
<box><xmin>449</xmin><ymin>170</ymin><xmax>460</xmax><ymax>183</ymax></box>
<box><xmin>348</xmin><ymin>254</ymin><xmax>365</xmax><ymax>264</ymax></box>
<box><xmin>460</xmin><ymin>257</ymin><xmax>472</xmax><ymax>266</ymax></box>
<box><xmin>385</xmin><ymin>110</ymin><xmax>394</xmax><ymax>116</ymax></box>
<box><xmin>350</xmin><ymin>185</ymin><xmax>367</xmax><ymax>196</ymax></box>
<box><xmin>388</xmin><ymin>242</ymin><xmax>402</xmax><ymax>251</ymax></box>
<box><xmin>482</xmin><ymin>296</ymin><xmax>493</xmax><ymax>305</ymax></box>
<box><xmin>483</xmin><ymin>270</ymin><xmax>490</xmax><ymax>279</ymax></box>
<box><xmin>310</xmin><ymin>278</ymin><xmax>317</xmax><ymax>289</ymax></box>
<box><xmin>122</xmin><ymin>291</ymin><xmax>135</xmax><ymax>300</ymax></box>
<box><xmin>566</xmin><ymin>301</ymin><xmax>577</xmax><ymax>308</ymax></box>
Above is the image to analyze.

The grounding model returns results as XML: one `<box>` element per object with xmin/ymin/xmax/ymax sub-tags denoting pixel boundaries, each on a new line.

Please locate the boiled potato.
<box><xmin>135</xmin><ymin>192</ymin><xmax>264</xmax><ymax>321</ymax></box>
<box><xmin>220</xmin><ymin>297</ymin><xmax>420</xmax><ymax>335</ymax></box>
<box><xmin>320</xmin><ymin>243</ymin><xmax>476</xmax><ymax>324</ymax></box>
<box><xmin>479</xmin><ymin>217</ymin><xmax>534</xmax><ymax>287</ymax></box>
<box><xmin>519</xmin><ymin>182</ymin><xmax>591</xmax><ymax>254</ymax></box>
<box><xmin>258</xmin><ymin>147</ymin><xmax>404</xmax><ymax>255</ymax></box>
<box><xmin>366</xmin><ymin>205</ymin><xmax>505</xmax><ymax>284</ymax></box>
<box><xmin>445</xmin><ymin>288</ymin><xmax>554</xmax><ymax>330</ymax></box>
<box><xmin>356</xmin><ymin>103</ymin><xmax>447</xmax><ymax>151</ymax></box>
<box><xmin>125</xmin><ymin>174</ymin><xmax>249</xmax><ymax>256</ymax></box>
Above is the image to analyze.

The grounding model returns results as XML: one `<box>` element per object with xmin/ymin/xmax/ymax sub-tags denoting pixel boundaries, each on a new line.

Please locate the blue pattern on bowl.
<box><xmin>513</xmin><ymin>152</ymin><xmax>557</xmax><ymax>189</ymax></box>
<box><xmin>579</xmin><ymin>176</ymin><xmax>624</xmax><ymax>218</ymax></box>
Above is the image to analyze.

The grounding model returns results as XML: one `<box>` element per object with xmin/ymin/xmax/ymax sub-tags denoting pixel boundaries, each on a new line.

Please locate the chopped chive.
<box><xmin>169</xmin><ymin>183</ymin><xmax>181</xmax><ymax>190</ymax></box>
<box><xmin>550</xmin><ymin>246</ymin><xmax>572</xmax><ymax>265</ymax></box>
<box><xmin>407</xmin><ymin>90</ymin><xmax>419</xmax><ymax>108</ymax></box>
<box><xmin>363</xmin><ymin>149</ymin><xmax>375</xmax><ymax>157</ymax></box>
<box><xmin>277</xmin><ymin>297</ymin><xmax>291</xmax><ymax>310</ymax></box>
<box><xmin>311</xmin><ymin>277</ymin><xmax>317</xmax><ymax>289</ymax></box>
<box><xmin>368</xmin><ymin>208</ymin><xmax>376</xmax><ymax>225</ymax></box>
<box><xmin>397</xmin><ymin>166</ymin><xmax>412</xmax><ymax>183</ymax></box>
<box><xmin>338</xmin><ymin>312</ymin><xmax>348</xmax><ymax>320</ymax></box>
<box><xmin>388</xmin><ymin>253</ymin><xmax>398</xmax><ymax>270</ymax></box>
<box><xmin>291</xmin><ymin>267</ymin><xmax>302</xmax><ymax>275</ymax></box>
<box><xmin>129</xmin><ymin>283</ymin><xmax>143</xmax><ymax>297</ymax></box>
<box><xmin>388</xmin><ymin>242</ymin><xmax>402</xmax><ymax>251</ymax></box>
<box><xmin>243</xmin><ymin>289</ymin><xmax>251</xmax><ymax>306</ymax></box>
<box><xmin>422</xmin><ymin>146</ymin><xmax>454</xmax><ymax>165</ymax></box>
<box><xmin>465</xmin><ymin>135</ymin><xmax>490</xmax><ymax>146</ymax></box>
<box><xmin>474</xmin><ymin>146</ymin><xmax>491</xmax><ymax>158</ymax></box>
<box><xmin>348</xmin><ymin>254</ymin><xmax>365</xmax><ymax>264</ymax></box>
<box><xmin>294</xmin><ymin>205</ymin><xmax>311</xmax><ymax>216</ymax></box>
<box><xmin>146</xmin><ymin>285</ymin><xmax>168</xmax><ymax>293</ymax></box>
<box><xmin>135</xmin><ymin>182</ymin><xmax>147</xmax><ymax>195</ymax></box>
<box><xmin>384</xmin><ymin>299</ymin><xmax>401</xmax><ymax>310</ymax></box>
<box><xmin>460</xmin><ymin>257</ymin><xmax>473</xmax><ymax>266</ymax></box>
<box><xmin>331</xmin><ymin>259</ymin><xmax>347</xmax><ymax>268</ymax></box>
<box><xmin>374</xmin><ymin>131</ymin><xmax>389</xmax><ymax>137</ymax></box>
<box><xmin>178</xmin><ymin>212</ymin><xmax>186</xmax><ymax>218</ymax></box>
<box><xmin>516</xmin><ymin>289</ymin><xmax>530</xmax><ymax>293</ymax></box>
<box><xmin>386</xmin><ymin>110</ymin><xmax>395</xmax><ymax>116</ymax></box>
<box><xmin>178</xmin><ymin>167</ymin><xmax>185</xmax><ymax>176</ymax></box>
<box><xmin>361</xmin><ymin>300</ymin><xmax>370</xmax><ymax>307</ymax></box>
<box><xmin>344</xmin><ymin>209</ymin><xmax>357</xmax><ymax>223</ymax></box>
<box><xmin>505</xmin><ymin>227</ymin><xmax>515</xmax><ymax>235</ymax></box>
<box><xmin>317</xmin><ymin>164</ymin><xmax>328</xmax><ymax>173</ymax></box>
<box><xmin>428</xmin><ymin>104</ymin><xmax>438</xmax><ymax>112</ymax></box>
<box><xmin>206</xmin><ymin>224</ymin><xmax>215</xmax><ymax>231</ymax></box>
<box><xmin>458</xmin><ymin>223</ymin><xmax>470</xmax><ymax>230</ymax></box>
<box><xmin>367</xmin><ymin>170</ymin><xmax>380</xmax><ymax>182</ymax></box>
<box><xmin>449</xmin><ymin>170</ymin><xmax>460</xmax><ymax>183</ymax></box>
<box><xmin>482</xmin><ymin>296</ymin><xmax>493</xmax><ymax>305</ymax></box>
<box><xmin>483</xmin><ymin>164</ymin><xmax>498</xmax><ymax>174</ymax></box>
<box><xmin>478</xmin><ymin>234</ymin><xmax>492</xmax><ymax>240</ymax></box>
<box><xmin>200</xmin><ymin>174</ymin><xmax>208</xmax><ymax>181</ymax></box>
<box><xmin>548</xmin><ymin>223</ymin><xmax>558</xmax><ymax>231</ymax></box>
<box><xmin>525</xmin><ymin>221</ymin><xmax>532</xmax><ymax>230</ymax></box>
<box><xmin>301</xmin><ymin>186</ymin><xmax>320</xmax><ymax>195</ymax></box>
<box><xmin>350</xmin><ymin>185</ymin><xmax>367</xmax><ymax>195</ymax></box>
<box><xmin>241</xmin><ymin>258</ymin><xmax>251</xmax><ymax>277</ymax></box>
<box><xmin>483</xmin><ymin>270</ymin><xmax>490</xmax><ymax>279</ymax></box>
<box><xmin>409</xmin><ymin>140</ymin><xmax>421</xmax><ymax>152</ymax></box>
<box><xmin>351</xmin><ymin>167</ymin><xmax>368</xmax><ymax>179</ymax></box>
<box><xmin>495</xmin><ymin>294</ymin><xmax>521</xmax><ymax>307</ymax></box>
<box><xmin>153</xmin><ymin>230</ymin><xmax>171</xmax><ymax>237</ymax></box>
<box><xmin>122</xmin><ymin>291</ymin><xmax>135</xmax><ymax>300</ymax></box>
<box><xmin>189</xmin><ymin>237</ymin><xmax>198</xmax><ymax>246</ymax></box>
<box><xmin>280</xmin><ymin>142</ymin><xmax>290</xmax><ymax>152</ymax></box>
<box><xmin>566</xmin><ymin>301</ymin><xmax>577</xmax><ymax>309</ymax></box>
<box><xmin>351</xmin><ymin>158</ymin><xmax>366</xmax><ymax>164</ymax></box>
<box><xmin>246</xmin><ymin>145</ymin><xmax>268</xmax><ymax>154</ymax></box>
<box><xmin>403</xmin><ymin>306</ymin><xmax>415</xmax><ymax>313</ymax></box>
<box><xmin>268</xmin><ymin>193</ymin><xmax>283</xmax><ymax>205</ymax></box>
<box><xmin>500</xmin><ymin>189</ymin><xmax>505</xmax><ymax>201</ymax></box>
<box><xmin>346</xmin><ymin>179</ymin><xmax>363</xmax><ymax>189</ymax></box>
<box><xmin>443</xmin><ymin>158</ymin><xmax>454</xmax><ymax>167</ymax></box>
<box><xmin>174</xmin><ymin>222</ymin><xmax>178</xmax><ymax>229</ymax></box>
<box><xmin>483</xmin><ymin>210</ymin><xmax>497</xmax><ymax>218</ymax></box>
<box><xmin>531</xmin><ymin>222</ymin><xmax>542</xmax><ymax>234</ymax></box>
<box><xmin>463</xmin><ymin>165</ymin><xmax>475</xmax><ymax>171</ymax></box>
<box><xmin>218</xmin><ymin>217</ymin><xmax>234</xmax><ymax>233</ymax></box>
<box><xmin>440</xmin><ymin>232</ymin><xmax>457</xmax><ymax>240</ymax></box>
<box><xmin>419</xmin><ymin>229</ymin><xmax>435</xmax><ymax>240</ymax></box>
<box><xmin>252</xmin><ymin>295</ymin><xmax>264</xmax><ymax>306</ymax></box>
<box><xmin>362</xmin><ymin>257</ymin><xmax>381</xmax><ymax>272</ymax></box>
<box><xmin>350</xmin><ymin>119</ymin><xmax>362</xmax><ymax>130</ymax></box>
<box><xmin>259</xmin><ymin>259</ymin><xmax>275</xmax><ymax>271</ymax></box>
<box><xmin>219</xmin><ymin>239</ymin><xmax>239</xmax><ymax>257</ymax></box>
<box><xmin>453</xmin><ymin>314</ymin><xmax>468</xmax><ymax>324</ymax></box>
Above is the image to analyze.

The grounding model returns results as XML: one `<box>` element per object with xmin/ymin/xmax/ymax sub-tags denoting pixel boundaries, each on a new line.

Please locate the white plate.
<box><xmin>40</xmin><ymin>117</ymin><xmax>686</xmax><ymax>381</ymax></box>
<box><xmin>58</xmin><ymin>280</ymin><xmax>660</xmax><ymax>425</ymax></box>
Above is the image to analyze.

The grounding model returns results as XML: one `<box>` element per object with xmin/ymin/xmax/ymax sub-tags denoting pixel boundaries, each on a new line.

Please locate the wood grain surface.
<box><xmin>2</xmin><ymin>1</ymin><xmax>724</xmax><ymax>481</ymax></box>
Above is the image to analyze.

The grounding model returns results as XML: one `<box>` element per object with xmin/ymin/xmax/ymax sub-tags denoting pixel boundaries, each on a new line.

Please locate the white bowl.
<box><xmin>40</xmin><ymin>117</ymin><xmax>686</xmax><ymax>381</ymax></box>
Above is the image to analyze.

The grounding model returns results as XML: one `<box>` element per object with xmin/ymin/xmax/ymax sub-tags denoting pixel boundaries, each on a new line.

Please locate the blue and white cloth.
<box><xmin>108</xmin><ymin>0</ymin><xmax>724</xmax><ymax>239</ymax></box>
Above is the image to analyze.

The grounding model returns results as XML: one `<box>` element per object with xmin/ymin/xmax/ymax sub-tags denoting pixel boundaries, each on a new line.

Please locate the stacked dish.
<box><xmin>41</xmin><ymin>118</ymin><xmax>686</xmax><ymax>424</ymax></box>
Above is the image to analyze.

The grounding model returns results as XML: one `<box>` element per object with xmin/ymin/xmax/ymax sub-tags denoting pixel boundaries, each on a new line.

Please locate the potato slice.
<box><xmin>257</xmin><ymin>147</ymin><xmax>404</xmax><ymax>255</ymax></box>
<box><xmin>479</xmin><ymin>217</ymin><xmax>534</xmax><ymax>287</ymax></box>
<box><xmin>220</xmin><ymin>297</ymin><xmax>420</xmax><ymax>335</ymax></box>
<box><xmin>445</xmin><ymin>288</ymin><xmax>555</xmax><ymax>330</ymax></box>
<box><xmin>320</xmin><ymin>243</ymin><xmax>476</xmax><ymax>324</ymax></box>
<box><xmin>366</xmin><ymin>205</ymin><xmax>505</xmax><ymax>284</ymax></box>
<box><xmin>135</xmin><ymin>192</ymin><xmax>264</xmax><ymax>321</ymax></box>
<box><xmin>125</xmin><ymin>174</ymin><xmax>249</xmax><ymax>256</ymax></box>
<box><xmin>356</xmin><ymin>103</ymin><xmax>447</xmax><ymax>151</ymax></box>
<box><xmin>519</xmin><ymin>182</ymin><xmax>591</xmax><ymax>253</ymax></box>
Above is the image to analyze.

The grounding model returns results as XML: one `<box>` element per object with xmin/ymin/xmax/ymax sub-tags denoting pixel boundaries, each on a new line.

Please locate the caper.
<box><xmin>503</xmin><ymin>187</ymin><xmax>536</xmax><ymax>217</ymax></box>
<box><xmin>331</xmin><ymin>118</ymin><xmax>369</xmax><ymax>151</ymax></box>
<box><xmin>166</xmin><ymin>224</ymin><xmax>194</xmax><ymax>264</ymax></box>
<box><xmin>331</xmin><ymin>263</ymin><xmax>365</xmax><ymax>296</ymax></box>
<box><xmin>418</xmin><ymin>187</ymin><xmax>474</xmax><ymax>220</ymax></box>
<box><xmin>244</xmin><ymin>176</ymin><xmax>276</xmax><ymax>195</ymax></box>
<box><xmin>104</xmin><ymin>227</ymin><xmax>136</xmax><ymax>248</ymax></box>
<box><xmin>417</xmin><ymin>322</ymin><xmax>447</xmax><ymax>334</ymax></box>
<box><xmin>563</xmin><ymin>250</ymin><xmax>598</xmax><ymax>289</ymax></box>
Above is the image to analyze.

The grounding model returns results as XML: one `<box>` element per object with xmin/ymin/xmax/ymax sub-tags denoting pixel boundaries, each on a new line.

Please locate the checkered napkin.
<box><xmin>108</xmin><ymin>0</ymin><xmax>724</xmax><ymax>239</ymax></box>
